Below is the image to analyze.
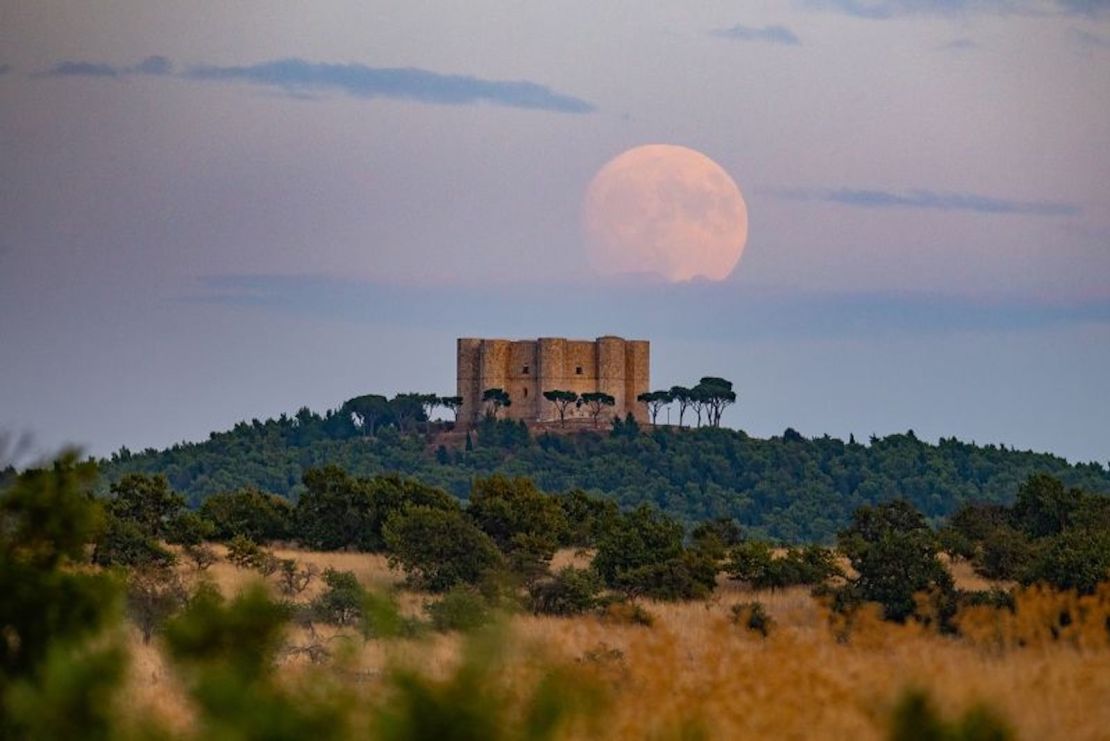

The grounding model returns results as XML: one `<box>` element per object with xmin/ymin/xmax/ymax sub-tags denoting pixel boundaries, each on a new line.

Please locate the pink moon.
<box><xmin>581</xmin><ymin>144</ymin><xmax>749</xmax><ymax>282</ymax></box>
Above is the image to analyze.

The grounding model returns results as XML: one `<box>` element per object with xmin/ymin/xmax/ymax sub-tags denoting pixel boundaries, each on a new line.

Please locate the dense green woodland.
<box><xmin>99</xmin><ymin>402</ymin><xmax>1110</xmax><ymax>542</ymax></box>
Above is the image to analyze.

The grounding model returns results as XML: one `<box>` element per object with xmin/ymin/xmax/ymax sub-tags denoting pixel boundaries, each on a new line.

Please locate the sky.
<box><xmin>1</xmin><ymin>1</ymin><xmax>1109</xmax><ymax>465</ymax></box>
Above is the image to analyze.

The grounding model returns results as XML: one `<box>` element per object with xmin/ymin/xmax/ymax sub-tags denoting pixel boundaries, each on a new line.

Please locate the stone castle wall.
<box><xmin>457</xmin><ymin>336</ymin><xmax>649</xmax><ymax>425</ymax></box>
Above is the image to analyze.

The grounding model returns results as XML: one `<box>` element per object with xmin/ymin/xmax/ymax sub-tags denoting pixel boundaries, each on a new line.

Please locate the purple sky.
<box><xmin>2</xmin><ymin>1</ymin><xmax>1109</xmax><ymax>464</ymax></box>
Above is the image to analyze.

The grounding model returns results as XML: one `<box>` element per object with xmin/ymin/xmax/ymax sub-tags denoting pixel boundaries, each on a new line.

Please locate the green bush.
<box><xmin>92</xmin><ymin>514</ymin><xmax>175</xmax><ymax>568</ymax></box>
<box><xmin>226</xmin><ymin>534</ymin><xmax>279</xmax><ymax>575</ymax></box>
<box><xmin>731</xmin><ymin>601</ymin><xmax>774</xmax><ymax>637</ymax></box>
<box><xmin>425</xmin><ymin>587</ymin><xmax>493</xmax><ymax>632</ymax></box>
<box><xmin>311</xmin><ymin>569</ymin><xmax>366</xmax><ymax>626</ymax></box>
<box><xmin>528</xmin><ymin>566</ymin><xmax>603</xmax><ymax>616</ymax></box>
<box><xmin>887</xmin><ymin>687</ymin><xmax>1012</xmax><ymax>741</ymax></box>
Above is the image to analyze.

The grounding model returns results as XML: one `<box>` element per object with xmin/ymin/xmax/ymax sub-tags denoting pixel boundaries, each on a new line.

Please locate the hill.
<box><xmin>98</xmin><ymin>405</ymin><xmax>1110</xmax><ymax>542</ymax></box>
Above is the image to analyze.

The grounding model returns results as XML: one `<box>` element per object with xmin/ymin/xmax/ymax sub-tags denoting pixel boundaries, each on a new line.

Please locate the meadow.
<box><xmin>123</xmin><ymin>546</ymin><xmax>1110</xmax><ymax>740</ymax></box>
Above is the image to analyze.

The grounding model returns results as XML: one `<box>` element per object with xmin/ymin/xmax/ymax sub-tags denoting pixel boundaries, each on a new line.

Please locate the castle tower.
<box><xmin>456</xmin><ymin>336</ymin><xmax>649</xmax><ymax>428</ymax></box>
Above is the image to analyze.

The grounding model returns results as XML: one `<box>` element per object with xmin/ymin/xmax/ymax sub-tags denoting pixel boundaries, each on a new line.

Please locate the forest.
<box><xmin>99</xmin><ymin>393</ymin><xmax>1110</xmax><ymax>542</ymax></box>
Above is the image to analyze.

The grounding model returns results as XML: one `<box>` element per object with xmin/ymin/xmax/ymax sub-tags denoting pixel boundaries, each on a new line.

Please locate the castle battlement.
<box><xmin>457</xmin><ymin>336</ymin><xmax>650</xmax><ymax>425</ymax></box>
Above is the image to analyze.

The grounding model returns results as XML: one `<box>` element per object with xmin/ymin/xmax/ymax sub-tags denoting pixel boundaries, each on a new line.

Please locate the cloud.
<box><xmin>0</xmin><ymin>64</ymin><xmax>11</xmax><ymax>76</ymax></box>
<box><xmin>1071</xmin><ymin>28</ymin><xmax>1110</xmax><ymax>47</ymax></box>
<box><xmin>775</xmin><ymin>187</ymin><xmax>1080</xmax><ymax>216</ymax></box>
<box><xmin>36</xmin><ymin>55</ymin><xmax>594</xmax><ymax>113</ymax></box>
<box><xmin>711</xmin><ymin>24</ymin><xmax>801</xmax><ymax>45</ymax></box>
<box><xmin>41</xmin><ymin>56</ymin><xmax>172</xmax><ymax>79</ymax></box>
<box><xmin>184</xmin><ymin>59</ymin><xmax>595</xmax><ymax>113</ymax></box>
<box><xmin>133</xmin><ymin>56</ymin><xmax>173</xmax><ymax>75</ymax></box>
<box><xmin>45</xmin><ymin>61</ymin><xmax>120</xmax><ymax>78</ymax></box>
<box><xmin>802</xmin><ymin>0</ymin><xmax>1106</xmax><ymax>18</ymax></box>
<box><xmin>188</xmin><ymin>274</ymin><xmax>1110</xmax><ymax>340</ymax></box>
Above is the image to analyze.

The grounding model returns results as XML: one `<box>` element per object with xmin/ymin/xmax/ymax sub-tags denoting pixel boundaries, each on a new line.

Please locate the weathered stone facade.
<box><xmin>457</xmin><ymin>336</ymin><xmax>650</xmax><ymax>425</ymax></box>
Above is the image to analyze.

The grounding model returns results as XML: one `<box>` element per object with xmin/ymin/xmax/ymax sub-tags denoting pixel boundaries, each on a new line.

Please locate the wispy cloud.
<box><xmin>36</xmin><ymin>55</ymin><xmax>594</xmax><ymax>114</ymax></box>
<box><xmin>42</xmin><ymin>56</ymin><xmax>172</xmax><ymax>79</ymax></box>
<box><xmin>802</xmin><ymin>0</ymin><xmax>1105</xmax><ymax>18</ymax></box>
<box><xmin>774</xmin><ymin>187</ymin><xmax>1080</xmax><ymax>216</ymax></box>
<box><xmin>184</xmin><ymin>59</ymin><xmax>595</xmax><ymax>113</ymax></box>
<box><xmin>0</xmin><ymin>64</ymin><xmax>12</xmax><ymax>76</ymax></box>
<box><xmin>710</xmin><ymin>24</ymin><xmax>801</xmax><ymax>45</ymax></box>
<box><xmin>188</xmin><ymin>274</ymin><xmax>1110</xmax><ymax>339</ymax></box>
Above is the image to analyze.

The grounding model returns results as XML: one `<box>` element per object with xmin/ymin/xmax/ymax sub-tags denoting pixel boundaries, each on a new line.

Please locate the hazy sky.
<box><xmin>2</xmin><ymin>1</ymin><xmax>1109</xmax><ymax>464</ymax></box>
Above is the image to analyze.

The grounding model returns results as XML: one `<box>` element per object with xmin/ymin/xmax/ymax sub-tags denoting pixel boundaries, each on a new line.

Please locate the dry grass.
<box><xmin>126</xmin><ymin>547</ymin><xmax>1110</xmax><ymax>739</ymax></box>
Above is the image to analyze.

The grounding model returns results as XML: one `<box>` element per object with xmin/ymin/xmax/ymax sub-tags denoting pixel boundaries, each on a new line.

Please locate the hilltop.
<box><xmin>97</xmin><ymin>400</ymin><xmax>1110</xmax><ymax>542</ymax></box>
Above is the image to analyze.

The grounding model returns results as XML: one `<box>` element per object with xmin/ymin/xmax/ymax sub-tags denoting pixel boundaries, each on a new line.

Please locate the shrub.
<box><xmin>528</xmin><ymin>566</ymin><xmax>604</xmax><ymax>616</ymax></box>
<box><xmin>126</xmin><ymin>563</ymin><xmax>188</xmax><ymax>644</ymax></box>
<box><xmin>887</xmin><ymin>687</ymin><xmax>1012</xmax><ymax>741</ymax></box>
<box><xmin>311</xmin><ymin>569</ymin><xmax>366</xmax><ymax>626</ymax></box>
<box><xmin>425</xmin><ymin>587</ymin><xmax>493</xmax><ymax>632</ymax></box>
<box><xmin>275</xmin><ymin>558</ymin><xmax>317</xmax><ymax>597</ymax></box>
<box><xmin>226</xmin><ymin>535</ymin><xmax>279</xmax><ymax>575</ymax></box>
<box><xmin>599</xmin><ymin>599</ymin><xmax>655</xmax><ymax>627</ymax></box>
<box><xmin>731</xmin><ymin>601</ymin><xmax>774</xmax><ymax>637</ymax></box>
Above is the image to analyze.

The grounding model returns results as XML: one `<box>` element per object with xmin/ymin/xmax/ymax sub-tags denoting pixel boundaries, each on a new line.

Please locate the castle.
<box><xmin>456</xmin><ymin>336</ymin><xmax>649</xmax><ymax>425</ymax></box>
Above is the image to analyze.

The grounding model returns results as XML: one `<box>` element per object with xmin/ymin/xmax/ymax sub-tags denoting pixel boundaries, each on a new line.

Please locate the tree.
<box><xmin>481</xmin><ymin>388</ymin><xmax>512</xmax><ymax>420</ymax></box>
<box><xmin>199</xmin><ymin>487</ymin><xmax>293</xmax><ymax>542</ymax></box>
<box><xmin>578</xmin><ymin>391</ymin><xmax>615</xmax><ymax>427</ymax></box>
<box><xmin>693</xmin><ymin>377</ymin><xmax>736</xmax><ymax>427</ymax></box>
<box><xmin>466</xmin><ymin>475</ymin><xmax>567</xmax><ymax>579</ymax></box>
<box><xmin>637</xmin><ymin>390</ymin><xmax>672</xmax><ymax>427</ymax></box>
<box><xmin>293</xmin><ymin>466</ymin><xmax>376</xmax><ymax>551</ymax></box>
<box><xmin>439</xmin><ymin>395</ymin><xmax>464</xmax><ymax>424</ymax></box>
<box><xmin>836</xmin><ymin>500</ymin><xmax>955</xmax><ymax>624</ymax></box>
<box><xmin>342</xmin><ymin>394</ymin><xmax>393</xmax><ymax>436</ymax></box>
<box><xmin>688</xmin><ymin>385</ymin><xmax>711</xmax><ymax>428</ymax></box>
<box><xmin>106</xmin><ymin>473</ymin><xmax>185</xmax><ymax>537</ymax></box>
<box><xmin>390</xmin><ymin>393</ymin><xmax>428</xmax><ymax>434</ymax></box>
<box><xmin>669</xmin><ymin>386</ymin><xmax>692</xmax><ymax>427</ymax></box>
<box><xmin>1020</xmin><ymin>529</ymin><xmax>1110</xmax><ymax>595</ymax></box>
<box><xmin>364</xmin><ymin>474</ymin><xmax>459</xmax><ymax>552</ymax></box>
<box><xmin>593</xmin><ymin>505</ymin><xmax>683</xmax><ymax>585</ymax></box>
<box><xmin>556</xmin><ymin>489</ymin><xmax>619</xmax><ymax>547</ymax></box>
<box><xmin>542</xmin><ymin>390</ymin><xmax>579</xmax><ymax>426</ymax></box>
<box><xmin>383</xmin><ymin>506</ymin><xmax>503</xmax><ymax>591</ymax></box>
<box><xmin>1011</xmin><ymin>472</ymin><xmax>1083</xmax><ymax>538</ymax></box>
<box><xmin>418</xmin><ymin>394</ymin><xmax>441</xmax><ymax>433</ymax></box>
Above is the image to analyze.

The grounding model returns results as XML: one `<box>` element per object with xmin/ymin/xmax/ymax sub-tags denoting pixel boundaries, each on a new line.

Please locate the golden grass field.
<box><xmin>124</xmin><ymin>548</ymin><xmax>1110</xmax><ymax>740</ymax></box>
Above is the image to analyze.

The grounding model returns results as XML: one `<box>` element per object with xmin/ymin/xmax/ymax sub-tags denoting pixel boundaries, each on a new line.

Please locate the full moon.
<box><xmin>581</xmin><ymin>144</ymin><xmax>748</xmax><ymax>282</ymax></box>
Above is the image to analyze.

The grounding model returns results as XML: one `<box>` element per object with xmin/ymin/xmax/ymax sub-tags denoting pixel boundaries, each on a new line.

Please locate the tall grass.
<box><xmin>123</xmin><ymin>548</ymin><xmax>1110</xmax><ymax>740</ymax></box>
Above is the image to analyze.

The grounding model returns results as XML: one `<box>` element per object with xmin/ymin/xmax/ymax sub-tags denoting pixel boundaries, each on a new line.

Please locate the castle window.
<box><xmin>523</xmin><ymin>387</ymin><xmax>528</xmax><ymax>398</ymax></box>
<box><xmin>575</xmin><ymin>366</ymin><xmax>583</xmax><ymax>375</ymax></box>
<box><xmin>522</xmin><ymin>365</ymin><xmax>530</xmax><ymax>375</ymax></box>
